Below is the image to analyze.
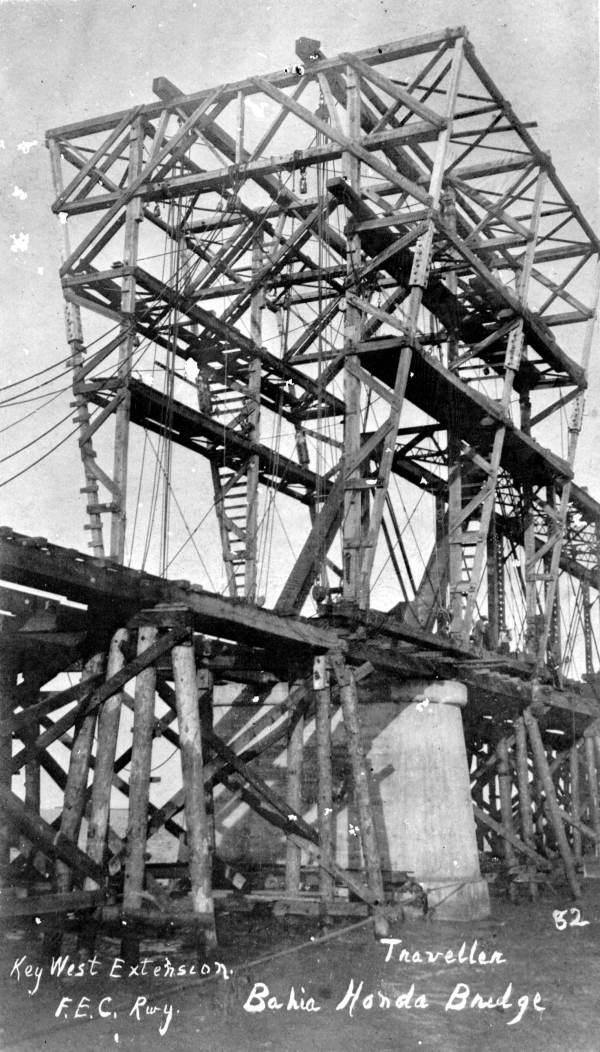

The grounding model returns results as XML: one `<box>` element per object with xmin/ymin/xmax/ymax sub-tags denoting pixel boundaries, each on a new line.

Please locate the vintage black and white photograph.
<box><xmin>0</xmin><ymin>0</ymin><xmax>599</xmax><ymax>1049</ymax></box>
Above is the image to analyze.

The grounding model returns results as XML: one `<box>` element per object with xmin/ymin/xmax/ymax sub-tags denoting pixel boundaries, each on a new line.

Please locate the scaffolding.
<box><xmin>2</xmin><ymin>27</ymin><xmax>600</xmax><ymax>946</ymax></box>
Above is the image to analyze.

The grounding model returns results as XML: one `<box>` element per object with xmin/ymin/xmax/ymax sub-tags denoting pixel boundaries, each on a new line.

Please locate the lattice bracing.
<box><xmin>45</xmin><ymin>25</ymin><xmax>600</xmax><ymax>672</ymax></box>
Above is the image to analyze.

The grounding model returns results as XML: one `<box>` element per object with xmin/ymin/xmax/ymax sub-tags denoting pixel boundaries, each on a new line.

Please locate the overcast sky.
<box><xmin>1</xmin><ymin>0</ymin><xmax>598</xmax><ymax>558</ymax></box>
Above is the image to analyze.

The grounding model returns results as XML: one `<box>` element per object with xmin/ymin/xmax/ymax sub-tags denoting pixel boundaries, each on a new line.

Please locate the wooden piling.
<box><xmin>515</xmin><ymin>716</ymin><xmax>538</xmax><ymax>899</ymax></box>
<box><xmin>85</xmin><ymin>629</ymin><xmax>128</xmax><ymax>879</ymax></box>
<box><xmin>286</xmin><ymin>694</ymin><xmax>304</xmax><ymax>896</ymax></box>
<box><xmin>594</xmin><ymin>735</ymin><xmax>600</xmax><ymax>775</ymax></box>
<box><xmin>0</xmin><ymin>785</ymin><xmax>104</xmax><ymax>885</ymax></box>
<box><xmin>19</xmin><ymin>717</ymin><xmax>41</xmax><ymax>867</ymax></box>
<box><xmin>524</xmin><ymin>708</ymin><xmax>580</xmax><ymax>898</ymax></box>
<box><xmin>122</xmin><ymin>624</ymin><xmax>157</xmax><ymax>959</ymax></box>
<box><xmin>584</xmin><ymin>735</ymin><xmax>600</xmax><ymax>857</ymax></box>
<box><xmin>56</xmin><ymin>653</ymin><xmax>104</xmax><ymax>893</ymax></box>
<box><xmin>78</xmin><ymin>629</ymin><xmax>128</xmax><ymax>955</ymax></box>
<box><xmin>569</xmin><ymin>743</ymin><xmax>582</xmax><ymax>861</ymax></box>
<box><xmin>24</xmin><ymin>723</ymin><xmax>41</xmax><ymax>804</ymax></box>
<box><xmin>330</xmin><ymin>654</ymin><xmax>386</xmax><ymax>932</ymax></box>
<box><xmin>315</xmin><ymin>678</ymin><xmax>334</xmax><ymax>903</ymax></box>
<box><xmin>197</xmin><ymin>667</ymin><xmax>215</xmax><ymax>853</ymax></box>
<box><xmin>0</xmin><ymin>656</ymin><xmax>17</xmax><ymax>881</ymax></box>
<box><xmin>527</xmin><ymin>732</ymin><xmax>547</xmax><ymax>846</ymax></box>
<box><xmin>497</xmin><ymin>736</ymin><xmax>517</xmax><ymax>871</ymax></box>
<box><xmin>172</xmin><ymin>637</ymin><xmax>217</xmax><ymax>951</ymax></box>
<box><xmin>470</xmin><ymin>775</ymin><xmax>489</xmax><ymax>853</ymax></box>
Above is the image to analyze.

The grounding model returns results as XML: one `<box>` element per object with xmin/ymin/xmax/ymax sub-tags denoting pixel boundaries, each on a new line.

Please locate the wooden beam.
<box><xmin>7</xmin><ymin>671</ymin><xmax>104</xmax><ymax>736</ymax></box>
<box><xmin>85</xmin><ymin>628</ymin><xmax>128</xmax><ymax>886</ymax></box>
<box><xmin>172</xmin><ymin>638</ymin><xmax>217</xmax><ymax>947</ymax></box>
<box><xmin>330</xmin><ymin>653</ymin><xmax>386</xmax><ymax>927</ymax></box>
<box><xmin>59</xmin><ymin>88</ymin><xmax>223</xmax><ymax>272</ymax></box>
<box><xmin>0</xmin><ymin>889</ymin><xmax>104</xmax><ymax>918</ymax></box>
<box><xmin>56</xmin><ymin>653</ymin><xmax>104</xmax><ymax>893</ymax></box>
<box><xmin>46</xmin><ymin>29</ymin><xmax>466</xmax><ymax>140</ymax></box>
<box><xmin>524</xmin><ymin>707</ymin><xmax>581</xmax><ymax>898</ymax></box>
<box><xmin>341</xmin><ymin>52</ymin><xmax>446</xmax><ymax>128</ymax></box>
<box><xmin>473</xmin><ymin>805</ymin><xmax>550</xmax><ymax>868</ymax></box>
<box><xmin>11</xmin><ymin>628</ymin><xmax>188</xmax><ymax>773</ymax></box>
<box><xmin>0</xmin><ymin>786</ymin><xmax>104</xmax><ymax>883</ymax></box>
<box><xmin>253</xmin><ymin>75</ymin><xmax>431</xmax><ymax>206</ymax></box>
<box><xmin>0</xmin><ymin>529</ymin><xmax>342</xmax><ymax>653</ymax></box>
<box><xmin>122</xmin><ymin>624</ymin><xmax>158</xmax><ymax>933</ymax></box>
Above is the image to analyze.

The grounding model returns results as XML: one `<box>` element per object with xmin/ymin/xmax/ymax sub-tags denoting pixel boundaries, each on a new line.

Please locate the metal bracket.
<box><xmin>409</xmin><ymin>233</ymin><xmax>432</xmax><ymax>289</ymax></box>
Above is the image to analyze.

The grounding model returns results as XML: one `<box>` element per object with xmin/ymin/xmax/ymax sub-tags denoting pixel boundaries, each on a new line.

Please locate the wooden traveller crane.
<box><xmin>2</xmin><ymin>26</ymin><xmax>600</xmax><ymax>952</ymax></box>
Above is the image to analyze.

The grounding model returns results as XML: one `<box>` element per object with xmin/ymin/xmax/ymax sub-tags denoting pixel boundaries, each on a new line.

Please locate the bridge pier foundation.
<box><xmin>370</xmin><ymin>679</ymin><xmax>490</xmax><ymax>920</ymax></box>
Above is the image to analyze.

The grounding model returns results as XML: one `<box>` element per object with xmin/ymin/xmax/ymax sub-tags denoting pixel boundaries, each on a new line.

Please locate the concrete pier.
<box><xmin>370</xmin><ymin>680</ymin><xmax>490</xmax><ymax>920</ymax></box>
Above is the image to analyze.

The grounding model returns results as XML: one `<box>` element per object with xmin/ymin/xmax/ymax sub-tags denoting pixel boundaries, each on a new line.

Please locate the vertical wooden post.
<box><xmin>122</xmin><ymin>624</ymin><xmax>157</xmax><ymax>959</ymax></box>
<box><xmin>86</xmin><ymin>629</ymin><xmax>128</xmax><ymax>879</ymax></box>
<box><xmin>486</xmin><ymin>517</ymin><xmax>500</xmax><ymax>650</ymax></box>
<box><xmin>235</xmin><ymin>89</ymin><xmax>245</xmax><ymax>163</ymax></box>
<box><xmin>0</xmin><ymin>655</ymin><xmax>17</xmax><ymax>882</ymax></box>
<box><xmin>582</xmin><ymin>580</ymin><xmax>594</xmax><ymax>676</ymax></box>
<box><xmin>24</xmin><ymin>721</ymin><xmax>41</xmax><ymax>817</ymax></box>
<box><xmin>443</xmin><ymin>187</ymin><xmax>463</xmax><ymax>636</ymax></box>
<box><xmin>210</xmin><ymin>461</ymin><xmax>238</xmax><ymax>597</ymax></box>
<box><xmin>584</xmin><ymin>735</ymin><xmax>600</xmax><ymax>857</ymax></box>
<box><xmin>486</xmin><ymin>759</ymin><xmax>499</xmax><ymax>847</ymax></box>
<box><xmin>547</xmin><ymin>497</ymin><xmax>562</xmax><ymax>677</ymax></box>
<box><xmin>342</xmin><ymin>63</ymin><xmax>365</xmax><ymax>607</ymax></box>
<box><xmin>110</xmin><ymin>116</ymin><xmax>144</xmax><ymax>561</ymax></box>
<box><xmin>496</xmin><ymin>737</ymin><xmax>517</xmax><ymax>871</ymax></box>
<box><xmin>330</xmin><ymin>653</ymin><xmax>386</xmax><ymax>932</ymax></box>
<box><xmin>48</xmin><ymin>137</ymin><xmax>105</xmax><ymax>556</ymax></box>
<box><xmin>172</xmin><ymin>636</ymin><xmax>217</xmax><ymax>951</ymax></box>
<box><xmin>314</xmin><ymin>657</ymin><xmax>334</xmax><ymax>904</ymax></box>
<box><xmin>471</xmin><ymin>775</ymin><xmax>486</xmax><ymax>853</ymax></box>
<box><xmin>286</xmin><ymin>696</ymin><xmax>304</xmax><ymax>896</ymax></box>
<box><xmin>245</xmin><ymin>234</ymin><xmax>262</xmax><ymax>602</ymax></box>
<box><xmin>515</xmin><ymin>716</ymin><xmax>537</xmax><ymax>899</ymax></box>
<box><xmin>197</xmin><ymin>667</ymin><xmax>215</xmax><ymax>853</ymax></box>
<box><xmin>20</xmin><ymin>718</ymin><xmax>42</xmax><ymax>871</ymax></box>
<box><xmin>594</xmin><ymin>737</ymin><xmax>600</xmax><ymax>788</ymax></box>
<box><xmin>521</xmin><ymin>388</ymin><xmax>538</xmax><ymax>656</ymax></box>
<box><xmin>569</xmin><ymin>743</ymin><xmax>582</xmax><ymax>861</ymax></box>
<box><xmin>56</xmin><ymin>653</ymin><xmax>104</xmax><ymax>893</ymax></box>
<box><xmin>533</xmin><ymin>263</ymin><xmax>600</xmax><ymax>672</ymax></box>
<box><xmin>461</xmin><ymin>169</ymin><xmax>547</xmax><ymax>642</ymax></box>
<box><xmin>80</xmin><ymin>629</ymin><xmax>128</xmax><ymax>955</ymax></box>
<box><xmin>524</xmin><ymin>708</ymin><xmax>580</xmax><ymax>898</ymax></box>
<box><xmin>359</xmin><ymin>41</ymin><xmax>465</xmax><ymax>612</ymax></box>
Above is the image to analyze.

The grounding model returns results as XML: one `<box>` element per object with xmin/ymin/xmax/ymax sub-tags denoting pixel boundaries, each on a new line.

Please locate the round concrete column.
<box><xmin>369</xmin><ymin>679</ymin><xmax>490</xmax><ymax>920</ymax></box>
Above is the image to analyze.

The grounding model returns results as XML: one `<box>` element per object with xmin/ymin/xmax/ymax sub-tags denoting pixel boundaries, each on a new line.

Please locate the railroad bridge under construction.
<box><xmin>2</xmin><ymin>26</ymin><xmax>600</xmax><ymax>950</ymax></box>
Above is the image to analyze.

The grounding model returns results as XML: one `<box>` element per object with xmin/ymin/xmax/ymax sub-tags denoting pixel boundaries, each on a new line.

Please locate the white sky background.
<box><xmin>0</xmin><ymin>0</ymin><xmax>599</xmax><ymax>566</ymax></box>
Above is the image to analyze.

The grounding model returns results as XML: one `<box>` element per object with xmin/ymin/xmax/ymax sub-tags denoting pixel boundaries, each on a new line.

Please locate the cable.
<box><xmin>141</xmin><ymin>169</ymin><xmax>299</xmax><ymax>584</ymax></box>
<box><xmin>150</xmin><ymin>745</ymin><xmax>179</xmax><ymax>772</ymax></box>
<box><xmin>0</xmin><ymin>364</ymin><xmax>74</xmax><ymax>408</ymax></box>
<box><xmin>0</xmin><ymin>352</ymin><xmax>72</xmax><ymax>396</ymax></box>
<box><xmin>0</xmin><ymin>417</ymin><xmax>87</xmax><ymax>489</ymax></box>
<box><xmin>126</xmin><ymin>429</ymin><xmax>150</xmax><ymax>567</ymax></box>
<box><xmin>0</xmin><ymin>327</ymin><xmax>150</xmax><ymax>488</ymax></box>
<box><xmin>0</xmin><ymin>405</ymin><xmax>74</xmax><ymax>464</ymax></box>
<box><xmin>0</xmin><ymin>316</ymin><xmax>126</xmax><ymax>408</ymax></box>
<box><xmin>0</xmin><ymin>382</ymin><xmax>72</xmax><ymax>410</ymax></box>
<box><xmin>144</xmin><ymin>431</ymin><xmax>218</xmax><ymax>590</ymax></box>
<box><xmin>0</xmin><ymin>384</ymin><xmax>71</xmax><ymax>435</ymax></box>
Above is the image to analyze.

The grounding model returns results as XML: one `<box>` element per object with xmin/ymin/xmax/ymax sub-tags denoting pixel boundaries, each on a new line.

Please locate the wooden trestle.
<box><xmin>1</xmin><ymin>526</ymin><xmax>600</xmax><ymax>942</ymax></box>
<box><xmin>2</xmin><ymin>27</ymin><xmax>600</xmax><ymax>942</ymax></box>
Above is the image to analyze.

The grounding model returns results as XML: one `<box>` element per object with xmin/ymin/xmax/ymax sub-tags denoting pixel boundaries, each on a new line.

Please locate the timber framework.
<box><xmin>2</xmin><ymin>27</ymin><xmax>600</xmax><ymax>949</ymax></box>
